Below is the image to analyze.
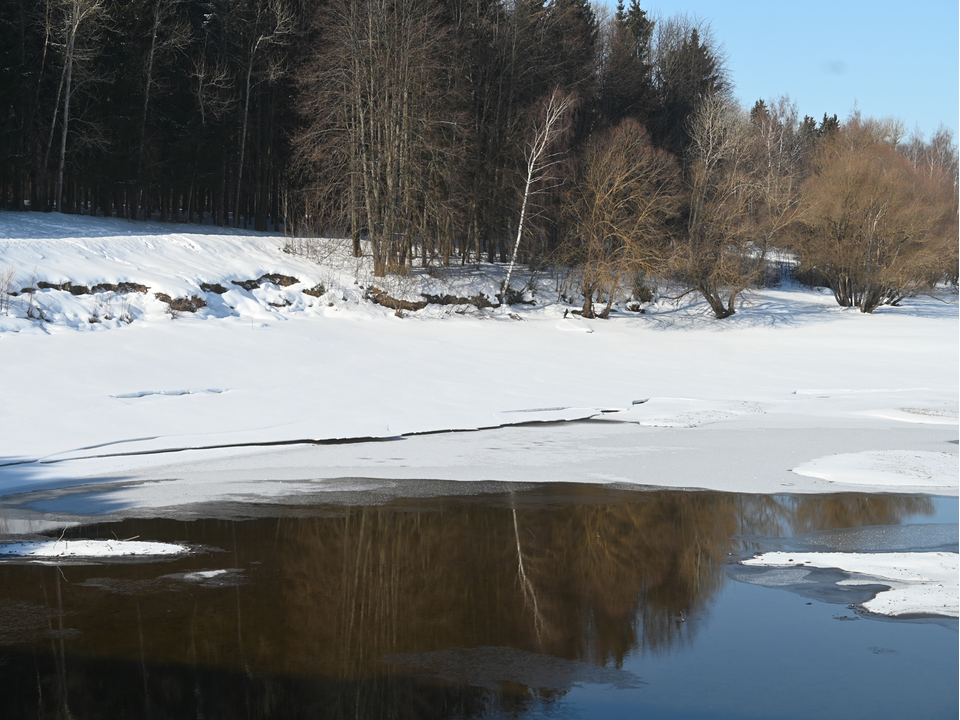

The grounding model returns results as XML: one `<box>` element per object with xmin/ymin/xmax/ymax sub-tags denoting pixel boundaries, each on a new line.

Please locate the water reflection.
<box><xmin>0</xmin><ymin>486</ymin><xmax>939</xmax><ymax>718</ymax></box>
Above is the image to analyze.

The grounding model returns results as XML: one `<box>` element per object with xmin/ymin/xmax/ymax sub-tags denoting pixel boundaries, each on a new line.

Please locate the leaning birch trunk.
<box><xmin>502</xmin><ymin>167</ymin><xmax>534</xmax><ymax>302</ymax></box>
<box><xmin>502</xmin><ymin>89</ymin><xmax>571</xmax><ymax>306</ymax></box>
<box><xmin>42</xmin><ymin>47</ymin><xmax>67</xmax><ymax>198</ymax></box>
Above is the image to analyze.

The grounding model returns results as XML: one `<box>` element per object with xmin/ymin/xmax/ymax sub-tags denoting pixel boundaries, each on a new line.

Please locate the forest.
<box><xmin>1</xmin><ymin>0</ymin><xmax>957</xmax><ymax>316</ymax></box>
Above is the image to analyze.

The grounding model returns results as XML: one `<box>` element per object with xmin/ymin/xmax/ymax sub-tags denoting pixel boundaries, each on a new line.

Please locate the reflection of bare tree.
<box><xmin>512</xmin><ymin>508</ymin><xmax>544</xmax><ymax>645</ymax></box>
<box><xmin>227</xmin><ymin>490</ymin><xmax>942</xmax><ymax>678</ymax></box>
<box><xmin>278</xmin><ymin>489</ymin><xmax>934</xmax><ymax>674</ymax></box>
<box><xmin>4</xmin><ymin>489</ymin><xmax>937</xmax><ymax>718</ymax></box>
<box><xmin>527</xmin><ymin>490</ymin><xmax>741</xmax><ymax>659</ymax></box>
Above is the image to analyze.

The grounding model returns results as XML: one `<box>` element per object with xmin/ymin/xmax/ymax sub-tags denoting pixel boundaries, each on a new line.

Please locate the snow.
<box><xmin>181</xmin><ymin>569</ymin><xmax>229</xmax><ymax>581</ymax></box>
<box><xmin>742</xmin><ymin>551</ymin><xmax>959</xmax><ymax>618</ymax></box>
<box><xmin>0</xmin><ymin>211</ymin><xmax>956</xmax><ymax>510</ymax></box>
<box><xmin>0</xmin><ymin>539</ymin><xmax>187</xmax><ymax>559</ymax></box>
<box><xmin>1</xmin><ymin>211</ymin><xmax>956</xmax><ymax>618</ymax></box>
<box><xmin>792</xmin><ymin>450</ymin><xmax>958</xmax><ymax>488</ymax></box>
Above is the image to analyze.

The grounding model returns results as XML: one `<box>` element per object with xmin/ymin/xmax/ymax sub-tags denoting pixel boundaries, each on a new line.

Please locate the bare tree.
<box><xmin>748</xmin><ymin>96</ymin><xmax>807</xmax><ymax>261</ymax></box>
<box><xmin>562</xmin><ymin>118</ymin><xmax>682</xmax><ymax>317</ymax></box>
<box><xmin>296</xmin><ymin>0</ymin><xmax>464</xmax><ymax>276</ymax></box>
<box><xmin>133</xmin><ymin>0</ymin><xmax>191</xmax><ymax>221</ymax></box>
<box><xmin>673</xmin><ymin>94</ymin><xmax>761</xmax><ymax>319</ymax></box>
<box><xmin>796</xmin><ymin>119</ymin><xmax>958</xmax><ymax>312</ymax></box>
<box><xmin>502</xmin><ymin>87</ymin><xmax>575</xmax><ymax>300</ymax></box>
<box><xmin>233</xmin><ymin>0</ymin><xmax>295</xmax><ymax>228</ymax></box>
<box><xmin>50</xmin><ymin>0</ymin><xmax>111</xmax><ymax>212</ymax></box>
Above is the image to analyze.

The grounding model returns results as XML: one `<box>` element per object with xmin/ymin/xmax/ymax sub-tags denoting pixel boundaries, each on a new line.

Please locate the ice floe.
<box><xmin>742</xmin><ymin>551</ymin><xmax>959</xmax><ymax>617</ymax></box>
<box><xmin>0</xmin><ymin>539</ymin><xmax>188</xmax><ymax>559</ymax></box>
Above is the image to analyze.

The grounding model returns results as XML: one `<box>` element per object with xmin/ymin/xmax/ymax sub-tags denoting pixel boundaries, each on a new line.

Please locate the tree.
<box><xmin>231</xmin><ymin>0</ymin><xmax>296</xmax><ymax>228</ymax></box>
<box><xmin>0</xmin><ymin>0</ymin><xmax>33</xmax><ymax>209</ymax></box>
<box><xmin>899</xmin><ymin>125</ymin><xmax>959</xmax><ymax>284</ymax></box>
<box><xmin>618</xmin><ymin>0</ymin><xmax>654</xmax><ymax>45</ymax></box>
<box><xmin>597</xmin><ymin>1</ymin><xmax>655</xmax><ymax>129</ymax></box>
<box><xmin>446</xmin><ymin>0</ymin><xmax>600</xmax><ymax>266</ymax></box>
<box><xmin>130</xmin><ymin>0</ymin><xmax>191</xmax><ymax>221</ymax></box>
<box><xmin>796</xmin><ymin>119</ymin><xmax>958</xmax><ymax>312</ymax></box>
<box><xmin>544</xmin><ymin>0</ymin><xmax>599</xmax><ymax>92</ymax></box>
<box><xmin>49</xmin><ymin>0</ymin><xmax>111</xmax><ymax>212</ymax></box>
<box><xmin>502</xmin><ymin>87</ymin><xmax>575</xmax><ymax>300</ymax></box>
<box><xmin>296</xmin><ymin>0</ymin><xmax>464</xmax><ymax>275</ymax></box>
<box><xmin>650</xmin><ymin>15</ymin><xmax>727</xmax><ymax>155</ymax></box>
<box><xmin>673</xmin><ymin>95</ymin><xmax>762</xmax><ymax>319</ymax></box>
<box><xmin>748</xmin><ymin>96</ymin><xmax>807</xmax><ymax>256</ymax></box>
<box><xmin>562</xmin><ymin>118</ymin><xmax>681</xmax><ymax>317</ymax></box>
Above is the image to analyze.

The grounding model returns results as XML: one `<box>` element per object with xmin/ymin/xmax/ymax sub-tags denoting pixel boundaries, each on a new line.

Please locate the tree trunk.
<box><xmin>55</xmin><ymin>4</ymin><xmax>78</xmax><ymax>213</ymax></box>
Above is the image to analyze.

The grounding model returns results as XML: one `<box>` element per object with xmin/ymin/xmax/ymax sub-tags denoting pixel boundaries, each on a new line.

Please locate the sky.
<box><xmin>624</xmin><ymin>0</ymin><xmax>959</xmax><ymax>142</ymax></box>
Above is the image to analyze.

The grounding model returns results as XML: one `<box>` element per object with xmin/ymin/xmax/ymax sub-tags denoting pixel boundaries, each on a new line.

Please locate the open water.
<box><xmin>0</xmin><ymin>484</ymin><xmax>956</xmax><ymax>719</ymax></box>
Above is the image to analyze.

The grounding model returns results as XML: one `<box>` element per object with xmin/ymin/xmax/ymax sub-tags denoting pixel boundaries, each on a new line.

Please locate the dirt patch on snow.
<box><xmin>367</xmin><ymin>287</ymin><xmax>498</xmax><ymax>313</ymax></box>
<box><xmin>28</xmin><ymin>281</ymin><xmax>149</xmax><ymax>296</ymax></box>
<box><xmin>154</xmin><ymin>293</ymin><xmax>206</xmax><ymax>313</ymax></box>
<box><xmin>231</xmin><ymin>273</ymin><xmax>300</xmax><ymax>291</ymax></box>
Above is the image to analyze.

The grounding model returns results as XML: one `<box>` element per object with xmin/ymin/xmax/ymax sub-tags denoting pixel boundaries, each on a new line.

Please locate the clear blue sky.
<box><xmin>617</xmin><ymin>0</ymin><xmax>959</xmax><ymax>141</ymax></box>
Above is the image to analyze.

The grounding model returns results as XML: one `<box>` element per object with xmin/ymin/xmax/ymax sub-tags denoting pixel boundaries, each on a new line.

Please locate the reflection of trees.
<box><xmin>2</xmin><ymin>488</ymin><xmax>935</xmax><ymax>718</ymax></box>
<box><xmin>277</xmin><ymin>488</ymin><xmax>934</xmax><ymax>674</ymax></box>
<box><xmin>780</xmin><ymin>495</ymin><xmax>934</xmax><ymax>536</ymax></box>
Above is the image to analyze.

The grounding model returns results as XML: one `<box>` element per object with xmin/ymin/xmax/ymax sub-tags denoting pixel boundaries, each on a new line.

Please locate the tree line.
<box><xmin>1</xmin><ymin>0</ymin><xmax>303</xmax><ymax>229</ymax></box>
<box><xmin>1</xmin><ymin>0</ymin><xmax>957</xmax><ymax>315</ymax></box>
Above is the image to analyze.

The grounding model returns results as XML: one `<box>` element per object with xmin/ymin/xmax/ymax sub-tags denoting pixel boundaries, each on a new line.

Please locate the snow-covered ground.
<box><xmin>1</xmin><ymin>212</ymin><xmax>957</xmax><ymax>612</ymax></box>
<box><xmin>1</xmin><ymin>211</ymin><xmax>955</xmax><ymax>498</ymax></box>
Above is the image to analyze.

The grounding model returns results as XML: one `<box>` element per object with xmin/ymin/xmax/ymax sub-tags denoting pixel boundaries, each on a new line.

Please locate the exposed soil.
<box><xmin>29</xmin><ymin>281</ymin><xmax>149</xmax><ymax>296</ymax></box>
<box><xmin>232</xmin><ymin>274</ymin><xmax>300</xmax><ymax>291</ymax></box>
<box><xmin>368</xmin><ymin>287</ymin><xmax>499</xmax><ymax>312</ymax></box>
<box><xmin>154</xmin><ymin>293</ymin><xmax>207</xmax><ymax>313</ymax></box>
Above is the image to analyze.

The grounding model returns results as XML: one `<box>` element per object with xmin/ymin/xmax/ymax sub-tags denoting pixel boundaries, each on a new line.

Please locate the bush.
<box><xmin>795</xmin><ymin>120</ymin><xmax>958</xmax><ymax>312</ymax></box>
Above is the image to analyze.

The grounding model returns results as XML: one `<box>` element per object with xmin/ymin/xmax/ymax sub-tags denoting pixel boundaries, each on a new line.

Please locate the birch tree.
<box><xmin>748</xmin><ymin>96</ymin><xmax>806</xmax><ymax>259</ymax></box>
<box><xmin>502</xmin><ymin>88</ymin><xmax>574</xmax><ymax>300</ymax></box>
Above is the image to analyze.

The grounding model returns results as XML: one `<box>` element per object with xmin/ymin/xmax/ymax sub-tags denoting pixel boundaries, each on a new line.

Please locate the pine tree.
<box><xmin>651</xmin><ymin>19</ymin><xmax>726</xmax><ymax>156</ymax></box>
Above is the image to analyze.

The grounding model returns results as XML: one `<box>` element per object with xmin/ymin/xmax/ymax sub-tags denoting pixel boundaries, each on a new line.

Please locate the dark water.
<box><xmin>0</xmin><ymin>485</ymin><xmax>956</xmax><ymax>719</ymax></box>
